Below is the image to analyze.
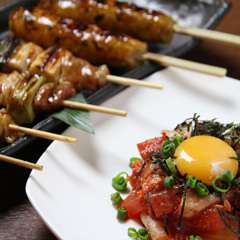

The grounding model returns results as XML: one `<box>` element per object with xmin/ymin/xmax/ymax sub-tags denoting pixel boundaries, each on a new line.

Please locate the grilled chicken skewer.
<box><xmin>9</xmin><ymin>8</ymin><xmax>226</xmax><ymax>76</ymax></box>
<box><xmin>0</xmin><ymin>108</ymin><xmax>76</xmax><ymax>144</ymax></box>
<box><xmin>0</xmin><ymin>41</ymin><xmax>128</xmax><ymax>124</ymax></box>
<box><xmin>39</xmin><ymin>0</ymin><xmax>175</xmax><ymax>44</ymax></box>
<box><xmin>0</xmin><ymin>41</ymin><xmax>128</xmax><ymax>121</ymax></box>
<box><xmin>0</xmin><ymin>69</ymin><xmax>127</xmax><ymax>125</ymax></box>
<box><xmin>3</xmin><ymin>40</ymin><xmax>163</xmax><ymax>90</ymax></box>
<box><xmin>0</xmin><ymin>108</ymin><xmax>23</xmax><ymax>144</ymax></box>
<box><xmin>0</xmin><ymin>110</ymin><xmax>44</xmax><ymax>169</ymax></box>
<box><xmin>39</xmin><ymin>0</ymin><xmax>240</xmax><ymax>46</ymax></box>
<box><xmin>10</xmin><ymin>7</ymin><xmax>146</xmax><ymax>69</ymax></box>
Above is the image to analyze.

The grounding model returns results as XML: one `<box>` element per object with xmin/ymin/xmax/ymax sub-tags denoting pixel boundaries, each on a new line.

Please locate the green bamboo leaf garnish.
<box><xmin>52</xmin><ymin>93</ymin><xmax>95</xmax><ymax>134</ymax></box>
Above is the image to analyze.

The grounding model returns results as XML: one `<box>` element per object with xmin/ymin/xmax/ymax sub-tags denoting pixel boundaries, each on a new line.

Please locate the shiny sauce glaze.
<box><xmin>10</xmin><ymin>7</ymin><xmax>147</xmax><ymax>68</ymax></box>
<box><xmin>39</xmin><ymin>0</ymin><xmax>175</xmax><ymax>43</ymax></box>
<box><xmin>5</xmin><ymin>41</ymin><xmax>109</xmax><ymax>113</ymax></box>
<box><xmin>0</xmin><ymin>108</ymin><xmax>22</xmax><ymax>143</ymax></box>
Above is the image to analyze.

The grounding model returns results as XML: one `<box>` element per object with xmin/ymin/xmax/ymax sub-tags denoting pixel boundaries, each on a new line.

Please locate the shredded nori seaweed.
<box><xmin>177</xmin><ymin>184</ymin><xmax>187</xmax><ymax>231</ymax></box>
<box><xmin>175</xmin><ymin>114</ymin><xmax>240</xmax><ymax>153</ymax></box>
<box><xmin>151</xmin><ymin>152</ymin><xmax>171</xmax><ymax>176</ymax></box>
<box><xmin>217</xmin><ymin>208</ymin><xmax>240</xmax><ymax>236</ymax></box>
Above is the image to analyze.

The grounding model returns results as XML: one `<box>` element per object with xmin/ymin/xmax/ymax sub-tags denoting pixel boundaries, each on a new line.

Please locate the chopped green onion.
<box><xmin>112</xmin><ymin>172</ymin><xmax>128</xmax><ymax>192</ymax></box>
<box><xmin>186</xmin><ymin>176</ymin><xmax>197</xmax><ymax>189</ymax></box>
<box><xmin>212</xmin><ymin>170</ymin><xmax>234</xmax><ymax>193</ymax></box>
<box><xmin>165</xmin><ymin>158</ymin><xmax>177</xmax><ymax>175</ymax></box>
<box><xmin>162</xmin><ymin>141</ymin><xmax>175</xmax><ymax>159</ymax></box>
<box><xmin>174</xmin><ymin>135</ymin><xmax>183</xmax><ymax>148</ymax></box>
<box><xmin>128</xmin><ymin>228</ymin><xmax>138</xmax><ymax>239</ymax></box>
<box><xmin>164</xmin><ymin>176</ymin><xmax>174</xmax><ymax>188</ymax></box>
<box><xmin>129</xmin><ymin>157</ymin><xmax>142</xmax><ymax>167</ymax></box>
<box><xmin>111</xmin><ymin>192</ymin><xmax>122</xmax><ymax>206</ymax></box>
<box><xmin>117</xmin><ymin>207</ymin><xmax>128</xmax><ymax>221</ymax></box>
<box><xmin>222</xmin><ymin>170</ymin><xmax>234</xmax><ymax>183</ymax></box>
<box><xmin>195</xmin><ymin>182</ymin><xmax>209</xmax><ymax>197</ymax></box>
<box><xmin>189</xmin><ymin>235</ymin><xmax>202</xmax><ymax>240</ymax></box>
<box><xmin>138</xmin><ymin>228</ymin><xmax>149</xmax><ymax>240</ymax></box>
<box><xmin>212</xmin><ymin>175</ymin><xmax>231</xmax><ymax>193</ymax></box>
<box><xmin>162</xmin><ymin>139</ymin><xmax>170</xmax><ymax>149</ymax></box>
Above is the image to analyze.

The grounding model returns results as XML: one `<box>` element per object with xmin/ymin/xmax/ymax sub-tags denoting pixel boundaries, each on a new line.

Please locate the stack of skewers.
<box><xmin>1</xmin><ymin>0</ymin><xmax>240</xmax><ymax>170</ymax></box>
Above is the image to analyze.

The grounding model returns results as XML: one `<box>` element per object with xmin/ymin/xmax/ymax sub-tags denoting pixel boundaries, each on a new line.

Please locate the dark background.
<box><xmin>0</xmin><ymin>0</ymin><xmax>239</xmax><ymax>239</ymax></box>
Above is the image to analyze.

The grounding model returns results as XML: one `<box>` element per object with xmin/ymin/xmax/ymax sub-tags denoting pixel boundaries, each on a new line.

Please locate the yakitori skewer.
<box><xmin>3</xmin><ymin>41</ymin><xmax>163</xmax><ymax>91</ymax></box>
<box><xmin>0</xmin><ymin>42</ymin><xmax>129</xmax><ymax>120</ymax></box>
<box><xmin>9</xmin><ymin>8</ymin><xmax>227</xmax><ymax>77</ymax></box>
<box><xmin>0</xmin><ymin>71</ymin><xmax>127</xmax><ymax>126</ymax></box>
<box><xmin>0</xmin><ymin>154</ymin><xmax>43</xmax><ymax>170</ymax></box>
<box><xmin>0</xmin><ymin>108</ymin><xmax>76</xmax><ymax>143</ymax></box>
<box><xmin>39</xmin><ymin>0</ymin><xmax>240</xmax><ymax>47</ymax></box>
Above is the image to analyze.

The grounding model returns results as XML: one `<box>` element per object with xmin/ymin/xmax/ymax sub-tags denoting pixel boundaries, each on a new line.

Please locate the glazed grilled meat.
<box><xmin>39</xmin><ymin>0</ymin><xmax>175</xmax><ymax>43</ymax></box>
<box><xmin>5</xmin><ymin>42</ymin><xmax>43</xmax><ymax>73</ymax></box>
<box><xmin>0</xmin><ymin>71</ymin><xmax>75</xmax><ymax>123</ymax></box>
<box><xmin>6</xmin><ymin>42</ymin><xmax>109</xmax><ymax>91</ymax></box>
<box><xmin>0</xmin><ymin>41</ymin><xmax>109</xmax><ymax>123</ymax></box>
<box><xmin>9</xmin><ymin>7</ymin><xmax>147</xmax><ymax>68</ymax></box>
<box><xmin>34</xmin><ymin>81</ymin><xmax>76</xmax><ymax>112</ymax></box>
<box><xmin>0</xmin><ymin>108</ymin><xmax>23</xmax><ymax>143</ymax></box>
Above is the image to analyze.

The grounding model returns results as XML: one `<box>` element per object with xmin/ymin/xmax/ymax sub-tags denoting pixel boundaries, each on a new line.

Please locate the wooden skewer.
<box><xmin>107</xmin><ymin>75</ymin><xmax>163</xmax><ymax>89</ymax></box>
<box><xmin>174</xmin><ymin>25</ymin><xmax>240</xmax><ymax>47</ymax></box>
<box><xmin>0</xmin><ymin>154</ymin><xmax>43</xmax><ymax>170</ymax></box>
<box><xmin>9</xmin><ymin>124</ymin><xmax>77</xmax><ymax>143</ymax></box>
<box><xmin>63</xmin><ymin>101</ymin><xmax>127</xmax><ymax>117</ymax></box>
<box><xmin>143</xmin><ymin>52</ymin><xmax>227</xmax><ymax>77</ymax></box>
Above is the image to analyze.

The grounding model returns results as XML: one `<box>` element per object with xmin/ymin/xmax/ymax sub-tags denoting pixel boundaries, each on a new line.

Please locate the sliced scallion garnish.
<box><xmin>111</xmin><ymin>192</ymin><xmax>122</xmax><ymax>206</ymax></box>
<box><xmin>195</xmin><ymin>182</ymin><xmax>209</xmax><ymax>197</ymax></box>
<box><xmin>117</xmin><ymin>207</ymin><xmax>128</xmax><ymax>221</ymax></box>
<box><xmin>186</xmin><ymin>176</ymin><xmax>197</xmax><ymax>189</ymax></box>
<box><xmin>112</xmin><ymin>172</ymin><xmax>128</xmax><ymax>192</ymax></box>
<box><xmin>164</xmin><ymin>176</ymin><xmax>174</xmax><ymax>188</ymax></box>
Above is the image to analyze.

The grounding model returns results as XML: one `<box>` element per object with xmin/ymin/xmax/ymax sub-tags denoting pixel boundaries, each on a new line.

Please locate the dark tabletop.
<box><xmin>0</xmin><ymin>0</ymin><xmax>239</xmax><ymax>239</ymax></box>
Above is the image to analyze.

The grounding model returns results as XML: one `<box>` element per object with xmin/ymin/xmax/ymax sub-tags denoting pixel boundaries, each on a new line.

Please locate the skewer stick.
<box><xmin>107</xmin><ymin>75</ymin><xmax>163</xmax><ymax>89</ymax></box>
<box><xmin>9</xmin><ymin>124</ymin><xmax>77</xmax><ymax>143</ymax></box>
<box><xmin>0</xmin><ymin>154</ymin><xmax>43</xmax><ymax>170</ymax></box>
<box><xmin>63</xmin><ymin>101</ymin><xmax>127</xmax><ymax>117</ymax></box>
<box><xmin>174</xmin><ymin>25</ymin><xmax>240</xmax><ymax>47</ymax></box>
<box><xmin>143</xmin><ymin>52</ymin><xmax>226</xmax><ymax>77</ymax></box>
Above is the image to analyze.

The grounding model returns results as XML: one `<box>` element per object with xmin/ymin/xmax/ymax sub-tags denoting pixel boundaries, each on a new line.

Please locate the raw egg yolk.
<box><xmin>175</xmin><ymin>136</ymin><xmax>238</xmax><ymax>185</ymax></box>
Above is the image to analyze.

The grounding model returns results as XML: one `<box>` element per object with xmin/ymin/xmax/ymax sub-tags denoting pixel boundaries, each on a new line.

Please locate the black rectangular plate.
<box><xmin>0</xmin><ymin>0</ymin><xmax>230</xmax><ymax>156</ymax></box>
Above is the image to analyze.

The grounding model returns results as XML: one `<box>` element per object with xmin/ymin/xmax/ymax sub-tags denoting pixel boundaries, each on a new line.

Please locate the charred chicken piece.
<box><xmin>6</xmin><ymin>74</ymin><xmax>47</xmax><ymax>124</ymax></box>
<box><xmin>39</xmin><ymin>0</ymin><xmax>175</xmax><ymax>43</ymax></box>
<box><xmin>0</xmin><ymin>108</ymin><xmax>23</xmax><ymax>143</ymax></box>
<box><xmin>0</xmin><ymin>41</ymin><xmax>110</xmax><ymax>123</ymax></box>
<box><xmin>0</xmin><ymin>71</ymin><xmax>75</xmax><ymax>123</ymax></box>
<box><xmin>5</xmin><ymin>42</ymin><xmax>43</xmax><ymax>73</ymax></box>
<box><xmin>0</xmin><ymin>71</ymin><xmax>25</xmax><ymax>107</ymax></box>
<box><xmin>9</xmin><ymin>7</ymin><xmax>147</xmax><ymax>68</ymax></box>
<box><xmin>34</xmin><ymin>81</ymin><xmax>76</xmax><ymax>112</ymax></box>
<box><xmin>32</xmin><ymin>47</ymin><xmax>109</xmax><ymax>91</ymax></box>
<box><xmin>6</xmin><ymin>41</ymin><xmax>109</xmax><ymax>91</ymax></box>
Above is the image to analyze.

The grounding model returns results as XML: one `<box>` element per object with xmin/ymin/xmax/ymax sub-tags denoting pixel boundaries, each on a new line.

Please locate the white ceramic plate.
<box><xmin>26</xmin><ymin>68</ymin><xmax>240</xmax><ymax>240</ymax></box>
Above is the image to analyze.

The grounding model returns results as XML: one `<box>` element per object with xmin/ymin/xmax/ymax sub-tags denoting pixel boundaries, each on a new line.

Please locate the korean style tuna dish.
<box><xmin>111</xmin><ymin>116</ymin><xmax>240</xmax><ymax>240</ymax></box>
